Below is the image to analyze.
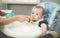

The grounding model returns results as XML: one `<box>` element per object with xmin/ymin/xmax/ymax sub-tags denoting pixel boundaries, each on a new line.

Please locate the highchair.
<box><xmin>37</xmin><ymin>2</ymin><xmax>60</xmax><ymax>38</ymax></box>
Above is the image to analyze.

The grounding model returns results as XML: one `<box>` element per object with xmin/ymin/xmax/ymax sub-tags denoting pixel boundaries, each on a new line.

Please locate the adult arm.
<box><xmin>0</xmin><ymin>15</ymin><xmax>29</xmax><ymax>26</ymax></box>
<box><xmin>0</xmin><ymin>16</ymin><xmax>17</xmax><ymax>26</ymax></box>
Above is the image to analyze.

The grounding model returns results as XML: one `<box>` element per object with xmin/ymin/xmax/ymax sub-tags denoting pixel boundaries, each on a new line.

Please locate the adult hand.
<box><xmin>17</xmin><ymin>15</ymin><xmax>29</xmax><ymax>22</ymax></box>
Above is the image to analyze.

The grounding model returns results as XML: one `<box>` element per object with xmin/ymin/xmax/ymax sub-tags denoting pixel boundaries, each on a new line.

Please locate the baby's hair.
<box><xmin>33</xmin><ymin>5</ymin><xmax>44</xmax><ymax>15</ymax></box>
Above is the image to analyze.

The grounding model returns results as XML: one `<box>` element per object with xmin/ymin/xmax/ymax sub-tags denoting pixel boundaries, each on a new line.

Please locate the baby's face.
<box><xmin>31</xmin><ymin>7</ymin><xmax>43</xmax><ymax>21</ymax></box>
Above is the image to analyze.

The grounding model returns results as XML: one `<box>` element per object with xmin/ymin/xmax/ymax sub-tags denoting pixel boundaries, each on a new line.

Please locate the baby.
<box><xmin>29</xmin><ymin>5</ymin><xmax>48</xmax><ymax>36</ymax></box>
<box><xmin>0</xmin><ymin>5</ymin><xmax>48</xmax><ymax>38</ymax></box>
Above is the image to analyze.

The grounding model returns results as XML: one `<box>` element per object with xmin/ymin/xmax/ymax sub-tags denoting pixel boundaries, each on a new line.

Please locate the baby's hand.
<box><xmin>41</xmin><ymin>23</ymin><xmax>47</xmax><ymax>36</ymax></box>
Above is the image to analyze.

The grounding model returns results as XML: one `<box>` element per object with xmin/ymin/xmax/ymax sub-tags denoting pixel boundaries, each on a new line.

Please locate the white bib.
<box><xmin>2</xmin><ymin>21</ymin><xmax>42</xmax><ymax>38</ymax></box>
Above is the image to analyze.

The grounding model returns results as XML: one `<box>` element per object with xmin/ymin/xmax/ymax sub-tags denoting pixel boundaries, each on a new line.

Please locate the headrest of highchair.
<box><xmin>37</xmin><ymin>2</ymin><xmax>60</xmax><ymax>31</ymax></box>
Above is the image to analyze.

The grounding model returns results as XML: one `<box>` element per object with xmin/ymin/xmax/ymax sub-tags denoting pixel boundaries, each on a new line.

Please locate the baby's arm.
<box><xmin>41</xmin><ymin>23</ymin><xmax>47</xmax><ymax>36</ymax></box>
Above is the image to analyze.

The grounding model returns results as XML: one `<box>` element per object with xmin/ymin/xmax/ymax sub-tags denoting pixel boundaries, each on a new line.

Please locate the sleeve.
<box><xmin>38</xmin><ymin>20</ymin><xmax>49</xmax><ymax>30</ymax></box>
<box><xmin>5</xmin><ymin>13</ymin><xmax>16</xmax><ymax>18</ymax></box>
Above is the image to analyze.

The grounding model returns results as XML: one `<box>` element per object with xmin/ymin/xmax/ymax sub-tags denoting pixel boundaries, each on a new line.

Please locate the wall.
<box><xmin>0</xmin><ymin>0</ymin><xmax>3</xmax><ymax>10</ymax></box>
<box><xmin>0</xmin><ymin>0</ymin><xmax>7</xmax><ymax>10</ymax></box>
<box><xmin>7</xmin><ymin>4</ymin><xmax>36</xmax><ymax>15</ymax></box>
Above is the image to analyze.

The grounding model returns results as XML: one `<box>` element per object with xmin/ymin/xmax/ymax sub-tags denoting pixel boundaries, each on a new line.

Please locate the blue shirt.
<box><xmin>5</xmin><ymin>13</ymin><xmax>16</xmax><ymax>18</ymax></box>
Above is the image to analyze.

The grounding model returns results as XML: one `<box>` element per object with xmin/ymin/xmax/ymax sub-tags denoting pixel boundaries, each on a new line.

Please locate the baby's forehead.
<box><xmin>32</xmin><ymin>6</ymin><xmax>43</xmax><ymax>10</ymax></box>
<box><xmin>32</xmin><ymin>6</ymin><xmax>44</xmax><ymax>14</ymax></box>
<box><xmin>32</xmin><ymin>7</ymin><xmax>43</xmax><ymax>12</ymax></box>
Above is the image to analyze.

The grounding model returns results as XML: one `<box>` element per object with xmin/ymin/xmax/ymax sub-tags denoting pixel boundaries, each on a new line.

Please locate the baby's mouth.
<box><xmin>28</xmin><ymin>17</ymin><xmax>37</xmax><ymax>22</ymax></box>
<box><xmin>32</xmin><ymin>20</ymin><xmax>37</xmax><ymax>22</ymax></box>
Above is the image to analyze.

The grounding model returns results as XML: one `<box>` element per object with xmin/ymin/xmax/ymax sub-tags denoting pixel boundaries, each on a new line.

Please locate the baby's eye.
<box><xmin>32</xmin><ymin>12</ymin><xmax>34</xmax><ymax>14</ymax></box>
<box><xmin>36</xmin><ymin>13</ymin><xmax>39</xmax><ymax>15</ymax></box>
